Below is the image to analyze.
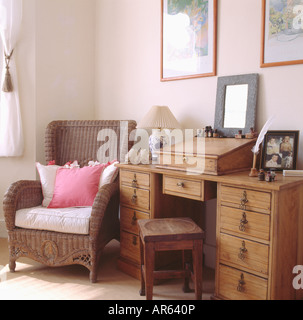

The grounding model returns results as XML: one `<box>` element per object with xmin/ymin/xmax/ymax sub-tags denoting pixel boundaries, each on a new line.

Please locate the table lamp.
<box><xmin>137</xmin><ymin>105</ymin><xmax>182</xmax><ymax>160</ymax></box>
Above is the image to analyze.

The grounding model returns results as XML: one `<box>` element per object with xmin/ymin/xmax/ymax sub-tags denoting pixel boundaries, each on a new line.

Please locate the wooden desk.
<box><xmin>117</xmin><ymin>163</ymin><xmax>303</xmax><ymax>300</ymax></box>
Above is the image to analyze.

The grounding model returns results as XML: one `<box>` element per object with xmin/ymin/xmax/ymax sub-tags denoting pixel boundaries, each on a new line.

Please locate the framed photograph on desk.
<box><xmin>261</xmin><ymin>130</ymin><xmax>299</xmax><ymax>171</ymax></box>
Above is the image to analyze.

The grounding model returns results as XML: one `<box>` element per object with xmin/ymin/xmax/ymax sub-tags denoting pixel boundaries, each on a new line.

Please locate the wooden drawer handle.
<box><xmin>239</xmin><ymin>212</ymin><xmax>248</xmax><ymax>232</ymax></box>
<box><xmin>238</xmin><ymin>241</ymin><xmax>248</xmax><ymax>261</ymax></box>
<box><xmin>131</xmin><ymin>174</ymin><xmax>138</xmax><ymax>188</ymax></box>
<box><xmin>131</xmin><ymin>211</ymin><xmax>137</xmax><ymax>225</ymax></box>
<box><xmin>177</xmin><ymin>182</ymin><xmax>185</xmax><ymax>188</ymax></box>
<box><xmin>240</xmin><ymin>191</ymin><xmax>248</xmax><ymax>210</ymax></box>
<box><xmin>132</xmin><ymin>236</ymin><xmax>137</xmax><ymax>246</ymax></box>
<box><xmin>237</xmin><ymin>273</ymin><xmax>246</xmax><ymax>293</ymax></box>
<box><xmin>131</xmin><ymin>189</ymin><xmax>137</xmax><ymax>204</ymax></box>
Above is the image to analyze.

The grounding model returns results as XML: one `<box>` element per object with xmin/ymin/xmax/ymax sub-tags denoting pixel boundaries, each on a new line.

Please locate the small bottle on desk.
<box><xmin>235</xmin><ymin>130</ymin><xmax>243</xmax><ymax>139</ymax></box>
<box><xmin>258</xmin><ymin>169</ymin><xmax>265</xmax><ymax>181</ymax></box>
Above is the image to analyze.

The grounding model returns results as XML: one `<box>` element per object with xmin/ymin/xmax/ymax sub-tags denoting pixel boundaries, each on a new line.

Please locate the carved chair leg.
<box><xmin>89</xmin><ymin>256</ymin><xmax>99</xmax><ymax>283</ymax></box>
<box><xmin>9</xmin><ymin>256</ymin><xmax>16</xmax><ymax>273</ymax></box>
<box><xmin>90</xmin><ymin>269</ymin><xmax>97</xmax><ymax>283</ymax></box>
<box><xmin>8</xmin><ymin>245</ymin><xmax>16</xmax><ymax>272</ymax></box>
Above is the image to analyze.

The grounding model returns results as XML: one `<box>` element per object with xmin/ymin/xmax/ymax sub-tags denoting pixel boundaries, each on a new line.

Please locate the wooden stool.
<box><xmin>138</xmin><ymin>218</ymin><xmax>205</xmax><ymax>300</ymax></box>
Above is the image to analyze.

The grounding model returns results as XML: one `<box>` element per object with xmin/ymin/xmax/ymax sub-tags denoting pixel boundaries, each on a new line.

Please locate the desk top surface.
<box><xmin>117</xmin><ymin>163</ymin><xmax>303</xmax><ymax>192</ymax></box>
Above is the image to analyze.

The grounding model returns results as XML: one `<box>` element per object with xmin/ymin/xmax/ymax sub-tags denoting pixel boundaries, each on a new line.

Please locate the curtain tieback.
<box><xmin>2</xmin><ymin>49</ymin><xmax>14</xmax><ymax>93</ymax></box>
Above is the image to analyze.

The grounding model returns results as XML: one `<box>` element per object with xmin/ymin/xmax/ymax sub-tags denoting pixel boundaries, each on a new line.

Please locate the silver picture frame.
<box><xmin>214</xmin><ymin>73</ymin><xmax>259</xmax><ymax>138</ymax></box>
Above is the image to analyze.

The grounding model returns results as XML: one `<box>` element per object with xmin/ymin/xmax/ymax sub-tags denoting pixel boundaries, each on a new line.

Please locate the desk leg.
<box><xmin>193</xmin><ymin>240</ymin><xmax>203</xmax><ymax>300</ymax></box>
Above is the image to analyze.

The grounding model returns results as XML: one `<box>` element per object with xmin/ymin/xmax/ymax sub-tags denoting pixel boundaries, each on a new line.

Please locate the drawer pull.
<box><xmin>177</xmin><ymin>182</ymin><xmax>185</xmax><ymax>188</ymax></box>
<box><xmin>132</xmin><ymin>236</ymin><xmax>137</xmax><ymax>246</ymax></box>
<box><xmin>131</xmin><ymin>211</ymin><xmax>137</xmax><ymax>225</ymax></box>
<box><xmin>237</xmin><ymin>273</ymin><xmax>246</xmax><ymax>293</ymax></box>
<box><xmin>239</xmin><ymin>212</ymin><xmax>248</xmax><ymax>232</ymax></box>
<box><xmin>131</xmin><ymin>174</ymin><xmax>138</xmax><ymax>188</ymax></box>
<box><xmin>131</xmin><ymin>189</ymin><xmax>137</xmax><ymax>204</ymax></box>
<box><xmin>240</xmin><ymin>191</ymin><xmax>248</xmax><ymax>210</ymax></box>
<box><xmin>238</xmin><ymin>241</ymin><xmax>248</xmax><ymax>261</ymax></box>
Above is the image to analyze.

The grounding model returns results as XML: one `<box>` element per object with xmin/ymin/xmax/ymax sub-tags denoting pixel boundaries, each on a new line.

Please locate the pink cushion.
<box><xmin>48</xmin><ymin>164</ymin><xmax>107</xmax><ymax>208</ymax></box>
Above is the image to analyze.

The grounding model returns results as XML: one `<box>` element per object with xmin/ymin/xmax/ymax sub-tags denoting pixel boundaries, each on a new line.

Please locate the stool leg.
<box><xmin>144</xmin><ymin>242</ymin><xmax>155</xmax><ymax>300</ymax></box>
<box><xmin>182</xmin><ymin>250</ymin><xmax>191</xmax><ymax>293</ymax></box>
<box><xmin>192</xmin><ymin>240</ymin><xmax>203</xmax><ymax>300</ymax></box>
<box><xmin>139</xmin><ymin>236</ymin><xmax>145</xmax><ymax>296</ymax></box>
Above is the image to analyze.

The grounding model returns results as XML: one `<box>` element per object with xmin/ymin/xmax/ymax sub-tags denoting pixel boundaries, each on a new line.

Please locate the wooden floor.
<box><xmin>0</xmin><ymin>238</ymin><xmax>215</xmax><ymax>300</ymax></box>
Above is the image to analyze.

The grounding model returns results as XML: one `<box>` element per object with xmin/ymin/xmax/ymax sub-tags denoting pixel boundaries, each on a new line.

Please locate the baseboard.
<box><xmin>0</xmin><ymin>220</ymin><xmax>7</xmax><ymax>238</ymax></box>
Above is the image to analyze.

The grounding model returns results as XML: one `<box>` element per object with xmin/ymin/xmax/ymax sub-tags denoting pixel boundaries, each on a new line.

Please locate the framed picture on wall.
<box><xmin>161</xmin><ymin>0</ymin><xmax>217</xmax><ymax>81</ymax></box>
<box><xmin>261</xmin><ymin>0</ymin><xmax>303</xmax><ymax>68</ymax></box>
<box><xmin>261</xmin><ymin>130</ymin><xmax>299</xmax><ymax>171</ymax></box>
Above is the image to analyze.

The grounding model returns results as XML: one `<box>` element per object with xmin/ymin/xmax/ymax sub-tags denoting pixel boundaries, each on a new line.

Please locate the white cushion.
<box><xmin>15</xmin><ymin>206</ymin><xmax>92</xmax><ymax>235</ymax></box>
<box><xmin>99</xmin><ymin>161</ymin><xmax>119</xmax><ymax>187</ymax></box>
<box><xmin>36</xmin><ymin>163</ymin><xmax>61</xmax><ymax>207</ymax></box>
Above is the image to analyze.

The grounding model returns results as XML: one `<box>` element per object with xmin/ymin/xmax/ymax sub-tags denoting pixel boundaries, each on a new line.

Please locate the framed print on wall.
<box><xmin>161</xmin><ymin>0</ymin><xmax>217</xmax><ymax>81</ymax></box>
<box><xmin>261</xmin><ymin>0</ymin><xmax>303</xmax><ymax>68</ymax></box>
<box><xmin>261</xmin><ymin>130</ymin><xmax>299</xmax><ymax>171</ymax></box>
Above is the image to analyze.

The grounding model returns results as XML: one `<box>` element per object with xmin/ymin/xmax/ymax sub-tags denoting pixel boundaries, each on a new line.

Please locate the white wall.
<box><xmin>95</xmin><ymin>0</ymin><xmax>303</xmax><ymax>268</ymax></box>
<box><xmin>95</xmin><ymin>0</ymin><xmax>303</xmax><ymax>168</ymax></box>
<box><xmin>0</xmin><ymin>0</ymin><xmax>96</xmax><ymax>237</ymax></box>
<box><xmin>0</xmin><ymin>0</ymin><xmax>36</xmax><ymax>237</ymax></box>
<box><xmin>36</xmin><ymin>0</ymin><xmax>96</xmax><ymax>164</ymax></box>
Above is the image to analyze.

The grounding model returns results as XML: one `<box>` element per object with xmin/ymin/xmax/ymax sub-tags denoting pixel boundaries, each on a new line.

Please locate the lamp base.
<box><xmin>149</xmin><ymin>130</ymin><xmax>169</xmax><ymax>162</ymax></box>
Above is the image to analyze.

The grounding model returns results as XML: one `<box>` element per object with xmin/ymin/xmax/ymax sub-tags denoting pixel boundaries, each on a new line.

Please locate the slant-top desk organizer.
<box><xmin>156</xmin><ymin>137</ymin><xmax>256</xmax><ymax>175</ymax></box>
<box><xmin>117</xmin><ymin>137</ymin><xmax>303</xmax><ymax>300</ymax></box>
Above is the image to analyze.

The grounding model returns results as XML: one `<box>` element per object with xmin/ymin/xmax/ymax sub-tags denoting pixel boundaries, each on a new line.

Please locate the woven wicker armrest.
<box><xmin>3</xmin><ymin>180</ymin><xmax>43</xmax><ymax>231</ymax></box>
<box><xmin>89</xmin><ymin>181</ymin><xmax>119</xmax><ymax>238</ymax></box>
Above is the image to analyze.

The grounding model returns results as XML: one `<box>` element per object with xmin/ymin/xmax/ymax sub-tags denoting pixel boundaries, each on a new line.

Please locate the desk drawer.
<box><xmin>220</xmin><ymin>206</ymin><xmax>270</xmax><ymax>241</ymax></box>
<box><xmin>219</xmin><ymin>233</ymin><xmax>269</xmax><ymax>275</ymax></box>
<box><xmin>120</xmin><ymin>231</ymin><xmax>140</xmax><ymax>264</ymax></box>
<box><xmin>120</xmin><ymin>206</ymin><xmax>149</xmax><ymax>235</ymax></box>
<box><xmin>120</xmin><ymin>186</ymin><xmax>150</xmax><ymax>211</ymax></box>
<box><xmin>120</xmin><ymin>170</ymin><xmax>150</xmax><ymax>189</ymax></box>
<box><xmin>220</xmin><ymin>186</ymin><xmax>271</xmax><ymax>214</ymax></box>
<box><xmin>218</xmin><ymin>264</ymin><xmax>268</xmax><ymax>300</ymax></box>
<box><xmin>163</xmin><ymin>175</ymin><xmax>203</xmax><ymax>201</ymax></box>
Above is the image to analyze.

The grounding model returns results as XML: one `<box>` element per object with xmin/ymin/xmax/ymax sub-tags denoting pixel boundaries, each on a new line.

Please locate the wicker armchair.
<box><xmin>3</xmin><ymin>120</ymin><xmax>136</xmax><ymax>283</ymax></box>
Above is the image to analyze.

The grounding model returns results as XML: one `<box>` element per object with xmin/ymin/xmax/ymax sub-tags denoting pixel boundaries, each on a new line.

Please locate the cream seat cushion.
<box><xmin>15</xmin><ymin>206</ymin><xmax>92</xmax><ymax>235</ymax></box>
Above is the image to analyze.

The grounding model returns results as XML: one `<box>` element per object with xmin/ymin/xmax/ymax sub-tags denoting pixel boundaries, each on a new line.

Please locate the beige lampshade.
<box><xmin>137</xmin><ymin>106</ymin><xmax>182</xmax><ymax>129</ymax></box>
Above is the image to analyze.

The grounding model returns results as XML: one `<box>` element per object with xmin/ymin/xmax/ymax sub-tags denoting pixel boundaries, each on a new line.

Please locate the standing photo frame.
<box><xmin>261</xmin><ymin>130</ymin><xmax>299</xmax><ymax>171</ymax></box>
<box><xmin>161</xmin><ymin>0</ymin><xmax>217</xmax><ymax>81</ymax></box>
<box><xmin>261</xmin><ymin>0</ymin><xmax>303</xmax><ymax>68</ymax></box>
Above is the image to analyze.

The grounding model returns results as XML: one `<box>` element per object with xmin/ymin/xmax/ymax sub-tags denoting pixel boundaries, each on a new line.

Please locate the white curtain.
<box><xmin>0</xmin><ymin>0</ymin><xmax>23</xmax><ymax>157</ymax></box>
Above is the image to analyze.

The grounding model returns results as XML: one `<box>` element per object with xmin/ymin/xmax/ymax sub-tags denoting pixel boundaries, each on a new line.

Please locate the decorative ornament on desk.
<box><xmin>148</xmin><ymin>130</ymin><xmax>170</xmax><ymax>157</ymax></box>
<box><xmin>125</xmin><ymin>148</ymin><xmax>150</xmax><ymax>165</ymax></box>
<box><xmin>249</xmin><ymin>115</ymin><xmax>275</xmax><ymax>177</ymax></box>
<box><xmin>245</xmin><ymin>127</ymin><xmax>258</xmax><ymax>139</ymax></box>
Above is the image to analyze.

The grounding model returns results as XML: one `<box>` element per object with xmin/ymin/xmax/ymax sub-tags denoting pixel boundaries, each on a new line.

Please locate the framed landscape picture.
<box><xmin>161</xmin><ymin>0</ymin><xmax>217</xmax><ymax>81</ymax></box>
<box><xmin>261</xmin><ymin>0</ymin><xmax>303</xmax><ymax>67</ymax></box>
<box><xmin>261</xmin><ymin>130</ymin><xmax>299</xmax><ymax>171</ymax></box>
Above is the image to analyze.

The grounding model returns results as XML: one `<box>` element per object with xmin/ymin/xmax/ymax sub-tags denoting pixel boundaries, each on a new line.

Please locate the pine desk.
<box><xmin>116</xmin><ymin>163</ymin><xmax>303</xmax><ymax>300</ymax></box>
